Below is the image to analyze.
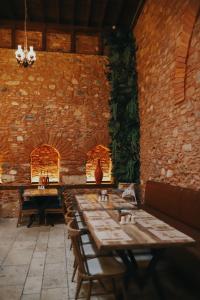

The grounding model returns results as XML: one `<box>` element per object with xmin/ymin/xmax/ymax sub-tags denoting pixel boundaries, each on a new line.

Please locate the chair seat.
<box><xmin>81</xmin><ymin>233</ymin><xmax>91</xmax><ymax>244</ymax></box>
<box><xmin>86</xmin><ymin>256</ymin><xmax>126</xmax><ymax>277</ymax></box>
<box><xmin>22</xmin><ymin>209</ymin><xmax>38</xmax><ymax>215</ymax></box>
<box><xmin>82</xmin><ymin>243</ymin><xmax>111</xmax><ymax>258</ymax></box>
<box><xmin>82</xmin><ymin>243</ymin><xmax>97</xmax><ymax>257</ymax></box>
<box><xmin>45</xmin><ymin>208</ymin><xmax>63</xmax><ymax>213</ymax></box>
<box><xmin>22</xmin><ymin>201</ymin><xmax>38</xmax><ymax>210</ymax></box>
<box><xmin>77</xmin><ymin>220</ymin><xmax>87</xmax><ymax>230</ymax></box>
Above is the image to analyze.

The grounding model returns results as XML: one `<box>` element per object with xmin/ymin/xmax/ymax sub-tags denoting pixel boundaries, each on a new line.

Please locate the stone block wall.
<box><xmin>0</xmin><ymin>48</ymin><xmax>110</xmax><ymax>216</ymax></box>
<box><xmin>0</xmin><ymin>49</ymin><xmax>110</xmax><ymax>184</ymax></box>
<box><xmin>134</xmin><ymin>0</ymin><xmax>200</xmax><ymax>196</ymax></box>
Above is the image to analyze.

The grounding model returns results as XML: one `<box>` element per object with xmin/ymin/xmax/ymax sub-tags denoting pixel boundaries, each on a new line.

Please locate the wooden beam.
<box><xmin>71</xmin><ymin>30</ymin><xmax>76</xmax><ymax>53</ymax></box>
<box><xmin>98</xmin><ymin>32</ymin><xmax>104</xmax><ymax>55</ymax></box>
<box><xmin>55</xmin><ymin>0</ymin><xmax>62</xmax><ymax>24</ymax></box>
<box><xmin>131</xmin><ymin>0</ymin><xmax>146</xmax><ymax>29</ymax></box>
<box><xmin>113</xmin><ymin>0</ymin><xmax>124</xmax><ymax>27</ymax></box>
<box><xmin>42</xmin><ymin>25</ymin><xmax>47</xmax><ymax>51</ymax></box>
<box><xmin>0</xmin><ymin>19</ymin><xmax>111</xmax><ymax>34</ymax></box>
<box><xmin>71</xmin><ymin>0</ymin><xmax>76</xmax><ymax>26</ymax></box>
<box><xmin>26</xmin><ymin>0</ymin><xmax>31</xmax><ymax>22</ymax></box>
<box><xmin>11</xmin><ymin>26</ymin><xmax>16</xmax><ymax>49</ymax></box>
<box><xmin>42</xmin><ymin>0</ymin><xmax>47</xmax><ymax>23</ymax></box>
<box><xmin>99</xmin><ymin>0</ymin><xmax>108</xmax><ymax>28</ymax></box>
<box><xmin>58</xmin><ymin>0</ymin><xmax>63</xmax><ymax>24</ymax></box>
<box><xmin>10</xmin><ymin>0</ymin><xmax>17</xmax><ymax>19</ymax></box>
<box><xmin>85</xmin><ymin>0</ymin><xmax>92</xmax><ymax>27</ymax></box>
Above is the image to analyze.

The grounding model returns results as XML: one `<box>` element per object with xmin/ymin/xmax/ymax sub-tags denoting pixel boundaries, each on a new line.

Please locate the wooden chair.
<box><xmin>67</xmin><ymin>219</ymin><xmax>127</xmax><ymax>300</ymax></box>
<box><xmin>44</xmin><ymin>187</ymin><xmax>65</xmax><ymax>225</ymax></box>
<box><xmin>67</xmin><ymin>217</ymin><xmax>112</xmax><ymax>282</ymax></box>
<box><xmin>17</xmin><ymin>187</ymin><xmax>39</xmax><ymax>227</ymax></box>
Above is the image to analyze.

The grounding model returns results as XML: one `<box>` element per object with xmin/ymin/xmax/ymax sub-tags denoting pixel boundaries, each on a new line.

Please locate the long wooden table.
<box><xmin>75</xmin><ymin>192</ymin><xmax>196</xmax><ymax>296</ymax></box>
<box><xmin>75</xmin><ymin>193</ymin><xmax>136</xmax><ymax>211</ymax></box>
<box><xmin>82</xmin><ymin>209</ymin><xmax>195</xmax><ymax>252</ymax></box>
<box><xmin>75</xmin><ymin>193</ymin><xmax>195</xmax><ymax>251</ymax></box>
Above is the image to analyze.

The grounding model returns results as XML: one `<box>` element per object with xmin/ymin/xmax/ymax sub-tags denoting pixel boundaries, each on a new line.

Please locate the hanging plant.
<box><xmin>106</xmin><ymin>28</ymin><xmax>140</xmax><ymax>183</ymax></box>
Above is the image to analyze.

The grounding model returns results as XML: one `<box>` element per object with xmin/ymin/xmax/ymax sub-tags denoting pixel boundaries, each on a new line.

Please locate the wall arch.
<box><xmin>31</xmin><ymin>144</ymin><xmax>60</xmax><ymax>183</ymax></box>
<box><xmin>174</xmin><ymin>0</ymin><xmax>200</xmax><ymax>104</ymax></box>
<box><xmin>86</xmin><ymin>145</ymin><xmax>112</xmax><ymax>182</ymax></box>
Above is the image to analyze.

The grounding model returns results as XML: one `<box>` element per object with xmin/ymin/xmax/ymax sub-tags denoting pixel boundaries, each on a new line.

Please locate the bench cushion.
<box><xmin>144</xmin><ymin>181</ymin><xmax>200</xmax><ymax>288</ymax></box>
<box><xmin>179</xmin><ymin>188</ymin><xmax>200</xmax><ymax>231</ymax></box>
<box><xmin>144</xmin><ymin>205</ymin><xmax>200</xmax><ymax>241</ymax></box>
<box><xmin>145</xmin><ymin>181</ymin><xmax>200</xmax><ymax>231</ymax></box>
<box><xmin>144</xmin><ymin>181</ymin><xmax>181</xmax><ymax>220</ymax></box>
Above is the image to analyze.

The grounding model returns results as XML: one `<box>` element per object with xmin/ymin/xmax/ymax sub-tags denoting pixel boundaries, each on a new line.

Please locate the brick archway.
<box><xmin>174</xmin><ymin>0</ymin><xmax>200</xmax><ymax>104</ymax></box>
<box><xmin>86</xmin><ymin>145</ymin><xmax>112</xmax><ymax>182</ymax></box>
<box><xmin>30</xmin><ymin>144</ymin><xmax>60</xmax><ymax>183</ymax></box>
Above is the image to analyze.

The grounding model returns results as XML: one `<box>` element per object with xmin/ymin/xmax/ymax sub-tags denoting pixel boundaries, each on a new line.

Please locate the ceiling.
<box><xmin>0</xmin><ymin>0</ymin><xmax>144</xmax><ymax>33</ymax></box>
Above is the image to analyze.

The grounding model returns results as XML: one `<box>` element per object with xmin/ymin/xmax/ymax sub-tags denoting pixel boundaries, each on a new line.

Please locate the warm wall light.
<box><xmin>15</xmin><ymin>0</ymin><xmax>36</xmax><ymax>67</ymax></box>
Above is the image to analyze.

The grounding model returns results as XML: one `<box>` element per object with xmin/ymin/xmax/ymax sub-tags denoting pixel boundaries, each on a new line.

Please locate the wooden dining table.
<box><xmin>23</xmin><ymin>188</ymin><xmax>58</xmax><ymax>198</ymax></box>
<box><xmin>75</xmin><ymin>192</ymin><xmax>196</xmax><ymax>295</ymax></box>
<box><xmin>23</xmin><ymin>188</ymin><xmax>59</xmax><ymax>226</ymax></box>
<box><xmin>82</xmin><ymin>208</ymin><xmax>195</xmax><ymax>251</ymax></box>
<box><xmin>75</xmin><ymin>193</ymin><xmax>136</xmax><ymax>211</ymax></box>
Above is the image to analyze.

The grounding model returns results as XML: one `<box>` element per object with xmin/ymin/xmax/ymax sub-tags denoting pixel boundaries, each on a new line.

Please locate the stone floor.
<box><xmin>0</xmin><ymin>218</ymin><xmax>199</xmax><ymax>300</ymax></box>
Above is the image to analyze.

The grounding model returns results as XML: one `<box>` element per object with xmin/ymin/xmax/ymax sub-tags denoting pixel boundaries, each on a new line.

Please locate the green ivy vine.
<box><xmin>106</xmin><ymin>29</ymin><xmax>140</xmax><ymax>183</ymax></box>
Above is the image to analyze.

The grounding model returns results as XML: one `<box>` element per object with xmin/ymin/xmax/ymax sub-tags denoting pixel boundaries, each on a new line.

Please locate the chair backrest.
<box><xmin>67</xmin><ymin>219</ymin><xmax>87</xmax><ymax>275</ymax></box>
<box><xmin>18</xmin><ymin>187</ymin><xmax>25</xmax><ymax>211</ymax></box>
<box><xmin>67</xmin><ymin>204</ymin><xmax>76</xmax><ymax>214</ymax></box>
<box><xmin>64</xmin><ymin>211</ymin><xmax>74</xmax><ymax>224</ymax></box>
<box><xmin>58</xmin><ymin>187</ymin><xmax>64</xmax><ymax>209</ymax></box>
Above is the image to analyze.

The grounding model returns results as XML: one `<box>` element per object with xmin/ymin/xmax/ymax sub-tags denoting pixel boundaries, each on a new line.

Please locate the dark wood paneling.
<box><xmin>0</xmin><ymin>0</ymin><xmax>143</xmax><ymax>30</ymax></box>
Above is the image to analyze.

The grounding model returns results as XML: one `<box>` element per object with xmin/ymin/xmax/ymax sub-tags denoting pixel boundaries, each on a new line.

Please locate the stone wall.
<box><xmin>134</xmin><ymin>0</ymin><xmax>200</xmax><ymax>196</ymax></box>
<box><xmin>0</xmin><ymin>48</ymin><xmax>110</xmax><ymax>216</ymax></box>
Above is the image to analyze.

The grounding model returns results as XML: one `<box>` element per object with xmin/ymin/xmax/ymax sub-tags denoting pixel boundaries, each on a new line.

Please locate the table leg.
<box><xmin>116</xmin><ymin>250</ymin><xmax>136</xmax><ymax>288</ymax></box>
<box><xmin>125</xmin><ymin>248</ymin><xmax>165</xmax><ymax>299</ymax></box>
<box><xmin>141</xmin><ymin>249</ymin><xmax>165</xmax><ymax>299</ymax></box>
<box><xmin>27</xmin><ymin>215</ymin><xmax>35</xmax><ymax>228</ymax></box>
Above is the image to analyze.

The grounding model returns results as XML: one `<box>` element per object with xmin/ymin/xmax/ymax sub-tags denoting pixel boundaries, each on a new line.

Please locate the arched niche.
<box><xmin>86</xmin><ymin>145</ymin><xmax>112</xmax><ymax>182</ymax></box>
<box><xmin>31</xmin><ymin>144</ymin><xmax>60</xmax><ymax>183</ymax></box>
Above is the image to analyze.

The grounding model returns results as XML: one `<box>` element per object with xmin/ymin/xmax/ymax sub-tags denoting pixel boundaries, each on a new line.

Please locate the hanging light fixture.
<box><xmin>15</xmin><ymin>0</ymin><xmax>36</xmax><ymax>67</ymax></box>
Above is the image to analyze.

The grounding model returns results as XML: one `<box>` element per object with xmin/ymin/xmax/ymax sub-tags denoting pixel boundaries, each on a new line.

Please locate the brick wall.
<box><xmin>0</xmin><ymin>49</ymin><xmax>110</xmax><ymax>216</ymax></box>
<box><xmin>134</xmin><ymin>0</ymin><xmax>200</xmax><ymax>195</ymax></box>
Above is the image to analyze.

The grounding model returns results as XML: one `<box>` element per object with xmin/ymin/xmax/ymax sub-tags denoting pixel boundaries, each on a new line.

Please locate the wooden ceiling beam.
<box><xmin>11</xmin><ymin>27</ymin><xmax>16</xmax><ymax>49</ymax></box>
<box><xmin>42</xmin><ymin>25</ymin><xmax>47</xmax><ymax>51</ymax></box>
<box><xmin>114</xmin><ymin>0</ymin><xmax>124</xmax><ymax>27</ymax></box>
<box><xmin>131</xmin><ymin>0</ymin><xmax>146</xmax><ymax>29</ymax></box>
<box><xmin>26</xmin><ymin>0</ymin><xmax>31</xmax><ymax>22</ymax></box>
<box><xmin>55</xmin><ymin>0</ymin><xmax>62</xmax><ymax>24</ymax></box>
<box><xmin>98</xmin><ymin>0</ymin><xmax>108</xmax><ymax>28</ymax></box>
<box><xmin>85</xmin><ymin>0</ymin><xmax>92</xmax><ymax>27</ymax></box>
<box><xmin>0</xmin><ymin>19</ymin><xmax>111</xmax><ymax>34</ymax></box>
<box><xmin>42</xmin><ymin>0</ymin><xmax>47</xmax><ymax>23</ymax></box>
<box><xmin>10</xmin><ymin>0</ymin><xmax>17</xmax><ymax>19</ymax></box>
<box><xmin>71</xmin><ymin>0</ymin><xmax>76</xmax><ymax>26</ymax></box>
<box><xmin>58</xmin><ymin>0</ymin><xmax>63</xmax><ymax>23</ymax></box>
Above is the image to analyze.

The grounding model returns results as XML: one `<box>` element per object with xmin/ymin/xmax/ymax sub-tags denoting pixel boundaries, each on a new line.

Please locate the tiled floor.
<box><xmin>0</xmin><ymin>218</ymin><xmax>199</xmax><ymax>300</ymax></box>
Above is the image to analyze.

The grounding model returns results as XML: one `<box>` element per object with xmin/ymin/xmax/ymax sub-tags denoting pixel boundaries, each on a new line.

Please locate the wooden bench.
<box><xmin>143</xmin><ymin>180</ymin><xmax>200</xmax><ymax>287</ymax></box>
